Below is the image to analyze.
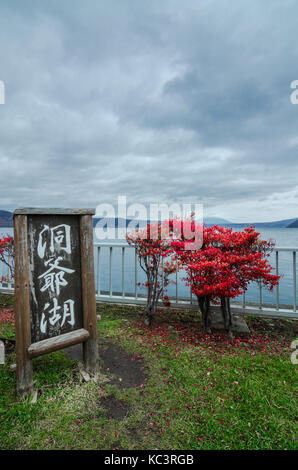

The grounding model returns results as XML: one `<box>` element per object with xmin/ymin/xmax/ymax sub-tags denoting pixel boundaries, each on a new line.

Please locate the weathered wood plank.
<box><xmin>14</xmin><ymin>208</ymin><xmax>95</xmax><ymax>215</ymax></box>
<box><xmin>28</xmin><ymin>328</ymin><xmax>90</xmax><ymax>358</ymax></box>
<box><xmin>14</xmin><ymin>214</ymin><xmax>33</xmax><ymax>398</ymax></box>
<box><xmin>80</xmin><ymin>215</ymin><xmax>99</xmax><ymax>373</ymax></box>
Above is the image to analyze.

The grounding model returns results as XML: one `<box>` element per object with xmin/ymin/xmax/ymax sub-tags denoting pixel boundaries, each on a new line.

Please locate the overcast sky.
<box><xmin>0</xmin><ymin>0</ymin><xmax>297</xmax><ymax>222</ymax></box>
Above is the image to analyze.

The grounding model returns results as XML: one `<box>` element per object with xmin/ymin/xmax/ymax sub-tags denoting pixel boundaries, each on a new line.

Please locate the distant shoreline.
<box><xmin>0</xmin><ymin>209</ymin><xmax>298</xmax><ymax>229</ymax></box>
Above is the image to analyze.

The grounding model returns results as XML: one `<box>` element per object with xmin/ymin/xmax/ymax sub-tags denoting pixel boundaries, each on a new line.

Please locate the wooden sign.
<box><xmin>13</xmin><ymin>208</ymin><xmax>99</xmax><ymax>398</ymax></box>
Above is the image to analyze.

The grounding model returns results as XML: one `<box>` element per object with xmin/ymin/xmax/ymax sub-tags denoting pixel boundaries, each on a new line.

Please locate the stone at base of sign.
<box><xmin>78</xmin><ymin>362</ymin><xmax>102</xmax><ymax>382</ymax></box>
<box><xmin>0</xmin><ymin>340</ymin><xmax>4</xmax><ymax>365</ymax></box>
<box><xmin>91</xmin><ymin>373</ymin><xmax>101</xmax><ymax>383</ymax></box>
<box><xmin>78</xmin><ymin>364</ymin><xmax>91</xmax><ymax>382</ymax></box>
<box><xmin>10</xmin><ymin>363</ymin><xmax>16</xmax><ymax>371</ymax></box>
<box><xmin>31</xmin><ymin>390</ymin><xmax>38</xmax><ymax>404</ymax></box>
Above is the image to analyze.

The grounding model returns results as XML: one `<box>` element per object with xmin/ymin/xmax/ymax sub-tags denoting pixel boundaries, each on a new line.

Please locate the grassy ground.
<box><xmin>0</xmin><ymin>294</ymin><xmax>297</xmax><ymax>450</ymax></box>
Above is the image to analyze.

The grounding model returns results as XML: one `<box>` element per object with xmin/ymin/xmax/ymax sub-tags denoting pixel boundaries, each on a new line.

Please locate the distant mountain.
<box><xmin>0</xmin><ymin>210</ymin><xmax>13</xmax><ymax>227</ymax></box>
<box><xmin>1</xmin><ymin>210</ymin><xmax>297</xmax><ymax>229</ymax></box>
<box><xmin>287</xmin><ymin>219</ymin><xmax>298</xmax><ymax>228</ymax></box>
<box><xmin>226</xmin><ymin>217</ymin><xmax>298</xmax><ymax>229</ymax></box>
<box><xmin>256</xmin><ymin>218</ymin><xmax>298</xmax><ymax>228</ymax></box>
<box><xmin>93</xmin><ymin>216</ymin><xmax>298</xmax><ymax>229</ymax></box>
<box><xmin>204</xmin><ymin>217</ymin><xmax>231</xmax><ymax>225</ymax></box>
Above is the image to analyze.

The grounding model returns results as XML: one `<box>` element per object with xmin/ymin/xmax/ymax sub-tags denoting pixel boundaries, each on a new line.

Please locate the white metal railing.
<box><xmin>1</xmin><ymin>243</ymin><xmax>298</xmax><ymax>319</ymax></box>
<box><xmin>94</xmin><ymin>243</ymin><xmax>298</xmax><ymax>319</ymax></box>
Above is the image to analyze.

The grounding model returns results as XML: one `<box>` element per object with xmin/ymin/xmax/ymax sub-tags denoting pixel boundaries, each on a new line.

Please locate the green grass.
<box><xmin>0</xmin><ymin>298</ymin><xmax>297</xmax><ymax>450</ymax></box>
<box><xmin>0</xmin><ymin>321</ymin><xmax>14</xmax><ymax>340</ymax></box>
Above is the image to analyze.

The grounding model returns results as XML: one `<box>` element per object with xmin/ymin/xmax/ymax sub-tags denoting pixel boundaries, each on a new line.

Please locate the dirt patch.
<box><xmin>62</xmin><ymin>335</ymin><xmax>148</xmax><ymax>390</ymax></box>
<box><xmin>98</xmin><ymin>337</ymin><xmax>147</xmax><ymax>389</ymax></box>
<box><xmin>99</xmin><ymin>394</ymin><xmax>130</xmax><ymax>420</ymax></box>
<box><xmin>63</xmin><ymin>343</ymin><xmax>83</xmax><ymax>360</ymax></box>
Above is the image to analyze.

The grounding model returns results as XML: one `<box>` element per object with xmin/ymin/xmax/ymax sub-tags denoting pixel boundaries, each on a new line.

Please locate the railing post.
<box><xmin>259</xmin><ymin>282</ymin><xmax>263</xmax><ymax>310</ymax></box>
<box><xmin>293</xmin><ymin>251</ymin><xmax>296</xmax><ymax>313</ymax></box>
<box><xmin>122</xmin><ymin>247</ymin><xmax>125</xmax><ymax>298</ymax></box>
<box><xmin>97</xmin><ymin>246</ymin><xmax>101</xmax><ymax>296</ymax></box>
<box><xmin>175</xmin><ymin>260</ymin><xmax>178</xmax><ymax>303</ymax></box>
<box><xmin>109</xmin><ymin>246</ymin><xmax>113</xmax><ymax>297</ymax></box>
<box><xmin>161</xmin><ymin>257</ymin><xmax>164</xmax><ymax>292</ymax></box>
<box><xmin>276</xmin><ymin>250</ymin><xmax>279</xmax><ymax>310</ymax></box>
<box><xmin>135</xmin><ymin>247</ymin><xmax>138</xmax><ymax>299</ymax></box>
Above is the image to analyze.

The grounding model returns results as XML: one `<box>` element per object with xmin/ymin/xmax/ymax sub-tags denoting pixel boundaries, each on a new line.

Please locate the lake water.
<box><xmin>1</xmin><ymin>226</ymin><xmax>298</xmax><ymax>307</ymax></box>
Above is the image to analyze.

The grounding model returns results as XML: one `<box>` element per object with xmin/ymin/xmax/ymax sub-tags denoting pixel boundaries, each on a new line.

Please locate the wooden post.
<box><xmin>80</xmin><ymin>215</ymin><xmax>99</xmax><ymax>373</ymax></box>
<box><xmin>14</xmin><ymin>215</ymin><xmax>33</xmax><ymax>398</ymax></box>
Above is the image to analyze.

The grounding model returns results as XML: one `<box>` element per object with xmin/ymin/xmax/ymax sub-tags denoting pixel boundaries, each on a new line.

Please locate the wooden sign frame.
<box><xmin>13</xmin><ymin>208</ymin><xmax>99</xmax><ymax>398</ymax></box>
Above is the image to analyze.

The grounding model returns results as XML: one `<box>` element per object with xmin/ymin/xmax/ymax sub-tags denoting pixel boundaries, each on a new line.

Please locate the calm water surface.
<box><xmin>1</xmin><ymin>226</ymin><xmax>298</xmax><ymax>306</ymax></box>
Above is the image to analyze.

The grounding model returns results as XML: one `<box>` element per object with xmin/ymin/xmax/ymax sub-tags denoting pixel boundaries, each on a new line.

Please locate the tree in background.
<box><xmin>126</xmin><ymin>222</ymin><xmax>177</xmax><ymax>326</ymax></box>
<box><xmin>0</xmin><ymin>235</ymin><xmax>14</xmax><ymax>283</ymax></box>
<box><xmin>172</xmin><ymin>224</ymin><xmax>280</xmax><ymax>338</ymax></box>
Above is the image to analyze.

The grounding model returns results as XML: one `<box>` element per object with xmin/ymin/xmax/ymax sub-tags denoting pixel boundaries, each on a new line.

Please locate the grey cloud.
<box><xmin>0</xmin><ymin>0</ymin><xmax>297</xmax><ymax>222</ymax></box>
